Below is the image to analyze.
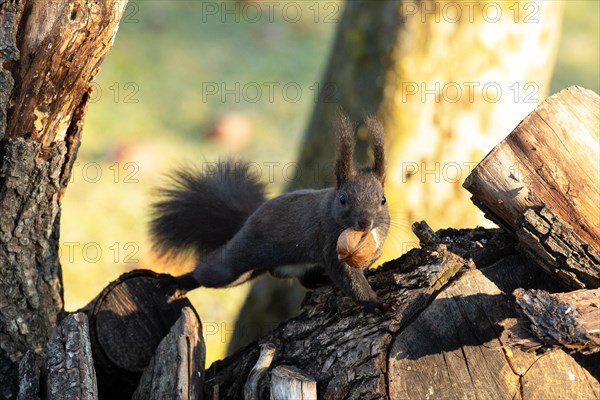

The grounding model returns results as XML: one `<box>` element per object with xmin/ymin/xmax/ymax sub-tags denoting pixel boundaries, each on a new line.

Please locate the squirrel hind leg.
<box><xmin>176</xmin><ymin>267</ymin><xmax>263</xmax><ymax>291</ymax></box>
<box><xmin>182</xmin><ymin>246</ymin><xmax>266</xmax><ymax>289</ymax></box>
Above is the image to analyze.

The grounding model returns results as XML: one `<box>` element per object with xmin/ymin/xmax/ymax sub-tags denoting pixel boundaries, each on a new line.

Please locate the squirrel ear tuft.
<box><xmin>364</xmin><ymin>115</ymin><xmax>386</xmax><ymax>183</ymax></box>
<box><xmin>335</xmin><ymin>111</ymin><xmax>356</xmax><ymax>186</ymax></box>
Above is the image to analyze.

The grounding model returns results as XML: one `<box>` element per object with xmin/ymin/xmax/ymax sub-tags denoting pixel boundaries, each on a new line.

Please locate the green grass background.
<box><xmin>60</xmin><ymin>0</ymin><xmax>599</xmax><ymax>366</ymax></box>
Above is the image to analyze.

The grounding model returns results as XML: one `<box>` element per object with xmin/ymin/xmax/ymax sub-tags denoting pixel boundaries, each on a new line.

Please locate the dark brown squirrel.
<box><xmin>149</xmin><ymin>113</ymin><xmax>390</xmax><ymax>311</ymax></box>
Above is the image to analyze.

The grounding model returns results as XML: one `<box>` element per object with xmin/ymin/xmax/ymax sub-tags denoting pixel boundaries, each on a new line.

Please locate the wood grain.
<box><xmin>464</xmin><ymin>86</ymin><xmax>600</xmax><ymax>289</ymax></box>
<box><xmin>270</xmin><ymin>366</ymin><xmax>316</xmax><ymax>400</ymax></box>
<box><xmin>132</xmin><ymin>307</ymin><xmax>205</xmax><ymax>400</ymax></box>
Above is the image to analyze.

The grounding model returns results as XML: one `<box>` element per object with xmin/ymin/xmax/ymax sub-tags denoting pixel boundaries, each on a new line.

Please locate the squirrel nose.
<box><xmin>354</xmin><ymin>219</ymin><xmax>373</xmax><ymax>231</ymax></box>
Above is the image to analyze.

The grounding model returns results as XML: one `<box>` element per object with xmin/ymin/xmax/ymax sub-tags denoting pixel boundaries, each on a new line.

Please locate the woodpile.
<box><xmin>0</xmin><ymin>2</ymin><xmax>598</xmax><ymax>396</ymax></box>
<box><xmin>19</xmin><ymin>86</ymin><xmax>597</xmax><ymax>398</ymax></box>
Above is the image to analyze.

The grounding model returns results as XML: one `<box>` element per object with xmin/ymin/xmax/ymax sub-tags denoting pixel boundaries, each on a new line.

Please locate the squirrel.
<box><xmin>150</xmin><ymin>113</ymin><xmax>390</xmax><ymax>311</ymax></box>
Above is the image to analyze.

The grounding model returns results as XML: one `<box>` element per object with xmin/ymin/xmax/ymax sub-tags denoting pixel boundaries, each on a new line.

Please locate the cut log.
<box><xmin>86</xmin><ymin>269</ymin><xmax>193</xmax><ymax>399</ymax></box>
<box><xmin>46</xmin><ymin>312</ymin><xmax>97</xmax><ymax>400</ymax></box>
<box><xmin>269</xmin><ymin>366</ymin><xmax>316</xmax><ymax>400</ymax></box>
<box><xmin>132</xmin><ymin>307</ymin><xmax>205</xmax><ymax>400</ymax></box>
<box><xmin>203</xmin><ymin>227</ymin><xmax>599</xmax><ymax>398</ymax></box>
<box><xmin>463</xmin><ymin>86</ymin><xmax>600</xmax><ymax>289</ymax></box>
<box><xmin>387</xmin><ymin>257</ymin><xmax>597</xmax><ymax>400</ymax></box>
<box><xmin>509</xmin><ymin>288</ymin><xmax>600</xmax><ymax>354</ymax></box>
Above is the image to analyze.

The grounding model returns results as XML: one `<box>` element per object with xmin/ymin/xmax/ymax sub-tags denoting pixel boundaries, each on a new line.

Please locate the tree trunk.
<box><xmin>293</xmin><ymin>0</ymin><xmax>402</xmax><ymax>188</ymax></box>
<box><xmin>380</xmin><ymin>0</ymin><xmax>564</xmax><ymax>251</ymax></box>
<box><xmin>296</xmin><ymin>0</ymin><xmax>565</xmax><ymax>251</ymax></box>
<box><xmin>0</xmin><ymin>1</ymin><xmax>128</xmax><ymax>398</ymax></box>
<box><xmin>464</xmin><ymin>86</ymin><xmax>600</xmax><ymax>289</ymax></box>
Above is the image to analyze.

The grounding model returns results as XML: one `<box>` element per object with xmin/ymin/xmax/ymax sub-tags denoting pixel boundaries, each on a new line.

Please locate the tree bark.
<box><xmin>46</xmin><ymin>313</ymin><xmax>97</xmax><ymax>400</ymax></box>
<box><xmin>464</xmin><ymin>86</ymin><xmax>600</xmax><ymax>289</ymax></box>
<box><xmin>0</xmin><ymin>1</ymin><xmax>128</xmax><ymax>398</ymax></box>
<box><xmin>510</xmin><ymin>288</ymin><xmax>600</xmax><ymax>355</ymax></box>
<box><xmin>204</xmin><ymin>227</ymin><xmax>599</xmax><ymax>399</ymax></box>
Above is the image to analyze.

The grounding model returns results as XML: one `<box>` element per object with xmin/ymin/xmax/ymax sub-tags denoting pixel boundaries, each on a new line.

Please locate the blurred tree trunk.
<box><xmin>229</xmin><ymin>0</ymin><xmax>564</xmax><ymax>353</ymax></box>
<box><xmin>380</xmin><ymin>0</ymin><xmax>564</xmax><ymax>257</ymax></box>
<box><xmin>0</xmin><ymin>2</ymin><xmax>127</xmax><ymax>398</ymax></box>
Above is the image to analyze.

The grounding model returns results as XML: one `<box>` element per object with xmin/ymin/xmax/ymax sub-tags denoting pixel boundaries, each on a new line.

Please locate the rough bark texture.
<box><xmin>46</xmin><ymin>312</ymin><xmax>97</xmax><ymax>400</ymax></box>
<box><xmin>86</xmin><ymin>270</ymin><xmax>194</xmax><ymax>400</ymax></box>
<box><xmin>510</xmin><ymin>288</ymin><xmax>600</xmax><ymax>355</ymax></box>
<box><xmin>17</xmin><ymin>351</ymin><xmax>42</xmax><ymax>400</ymax></box>
<box><xmin>0</xmin><ymin>2</ymin><xmax>127</xmax><ymax>398</ymax></box>
<box><xmin>132</xmin><ymin>307</ymin><xmax>205</xmax><ymax>400</ymax></box>
<box><xmin>517</xmin><ymin>206</ymin><xmax>600</xmax><ymax>288</ymax></box>
<box><xmin>0</xmin><ymin>137</ymin><xmax>68</xmax><ymax>399</ymax></box>
<box><xmin>464</xmin><ymin>86</ymin><xmax>600</xmax><ymax>289</ymax></box>
<box><xmin>204</xmin><ymin>228</ymin><xmax>599</xmax><ymax>399</ymax></box>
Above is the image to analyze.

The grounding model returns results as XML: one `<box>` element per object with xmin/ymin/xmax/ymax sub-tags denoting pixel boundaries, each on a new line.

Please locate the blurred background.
<box><xmin>60</xmin><ymin>0</ymin><xmax>599</xmax><ymax>366</ymax></box>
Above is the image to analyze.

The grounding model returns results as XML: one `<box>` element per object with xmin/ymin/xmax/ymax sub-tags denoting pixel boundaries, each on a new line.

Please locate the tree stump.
<box><xmin>463</xmin><ymin>86</ymin><xmax>600</xmax><ymax>289</ymax></box>
<box><xmin>86</xmin><ymin>270</ymin><xmax>193</xmax><ymax>399</ymax></box>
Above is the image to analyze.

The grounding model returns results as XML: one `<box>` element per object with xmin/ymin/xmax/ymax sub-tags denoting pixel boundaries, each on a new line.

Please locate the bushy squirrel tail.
<box><xmin>150</xmin><ymin>160</ymin><xmax>266</xmax><ymax>259</ymax></box>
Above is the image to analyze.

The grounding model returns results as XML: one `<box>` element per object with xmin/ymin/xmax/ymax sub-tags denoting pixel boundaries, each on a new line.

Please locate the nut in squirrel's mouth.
<box><xmin>336</xmin><ymin>228</ymin><xmax>377</xmax><ymax>269</ymax></box>
<box><xmin>338</xmin><ymin>231</ymin><xmax>368</xmax><ymax>261</ymax></box>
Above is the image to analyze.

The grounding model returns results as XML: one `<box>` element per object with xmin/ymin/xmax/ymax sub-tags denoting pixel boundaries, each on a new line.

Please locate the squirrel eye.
<box><xmin>381</xmin><ymin>195</ymin><xmax>387</xmax><ymax>205</ymax></box>
<box><xmin>339</xmin><ymin>193</ymin><xmax>347</xmax><ymax>205</ymax></box>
